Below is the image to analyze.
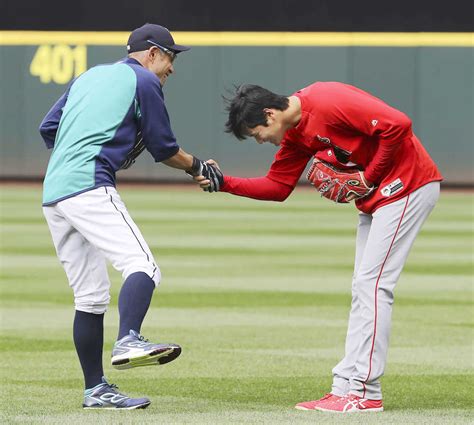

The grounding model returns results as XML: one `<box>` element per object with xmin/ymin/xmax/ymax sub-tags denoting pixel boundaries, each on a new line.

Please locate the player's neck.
<box><xmin>285</xmin><ymin>96</ymin><xmax>302</xmax><ymax>129</ymax></box>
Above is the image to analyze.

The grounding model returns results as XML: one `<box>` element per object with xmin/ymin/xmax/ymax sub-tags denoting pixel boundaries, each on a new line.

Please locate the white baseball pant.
<box><xmin>331</xmin><ymin>181</ymin><xmax>440</xmax><ymax>400</ymax></box>
<box><xmin>43</xmin><ymin>186</ymin><xmax>160</xmax><ymax>314</ymax></box>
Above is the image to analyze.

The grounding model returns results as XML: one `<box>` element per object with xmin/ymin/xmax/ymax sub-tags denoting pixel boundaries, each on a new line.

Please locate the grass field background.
<box><xmin>0</xmin><ymin>184</ymin><xmax>472</xmax><ymax>424</ymax></box>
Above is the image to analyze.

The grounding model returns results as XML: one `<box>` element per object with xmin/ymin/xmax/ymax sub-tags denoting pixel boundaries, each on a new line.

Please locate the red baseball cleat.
<box><xmin>295</xmin><ymin>393</ymin><xmax>343</xmax><ymax>410</ymax></box>
<box><xmin>316</xmin><ymin>394</ymin><xmax>383</xmax><ymax>413</ymax></box>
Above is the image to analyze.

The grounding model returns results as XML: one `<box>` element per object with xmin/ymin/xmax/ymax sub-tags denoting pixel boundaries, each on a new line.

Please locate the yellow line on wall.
<box><xmin>0</xmin><ymin>31</ymin><xmax>472</xmax><ymax>47</ymax></box>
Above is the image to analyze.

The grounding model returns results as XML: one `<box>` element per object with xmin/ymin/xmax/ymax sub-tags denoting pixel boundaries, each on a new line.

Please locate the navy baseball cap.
<box><xmin>127</xmin><ymin>23</ymin><xmax>190</xmax><ymax>54</ymax></box>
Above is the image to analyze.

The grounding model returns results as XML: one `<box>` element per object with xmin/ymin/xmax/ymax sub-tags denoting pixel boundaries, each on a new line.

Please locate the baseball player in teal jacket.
<box><xmin>40</xmin><ymin>23</ymin><xmax>222</xmax><ymax>410</ymax></box>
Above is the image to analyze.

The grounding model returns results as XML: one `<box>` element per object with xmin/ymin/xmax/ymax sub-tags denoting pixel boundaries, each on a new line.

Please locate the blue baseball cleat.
<box><xmin>111</xmin><ymin>330</ymin><xmax>181</xmax><ymax>370</ymax></box>
<box><xmin>83</xmin><ymin>377</ymin><xmax>151</xmax><ymax>410</ymax></box>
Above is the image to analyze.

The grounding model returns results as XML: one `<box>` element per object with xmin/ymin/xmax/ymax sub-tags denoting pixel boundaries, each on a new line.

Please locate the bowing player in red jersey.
<box><xmin>196</xmin><ymin>82</ymin><xmax>442</xmax><ymax>413</ymax></box>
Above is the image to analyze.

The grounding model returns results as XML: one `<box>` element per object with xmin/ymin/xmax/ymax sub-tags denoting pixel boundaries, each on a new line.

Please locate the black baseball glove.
<box><xmin>188</xmin><ymin>157</ymin><xmax>224</xmax><ymax>192</ymax></box>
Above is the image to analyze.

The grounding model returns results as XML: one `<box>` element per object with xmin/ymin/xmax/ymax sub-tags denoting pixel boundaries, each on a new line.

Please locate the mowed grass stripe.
<box><xmin>1</xmin><ymin>289</ymin><xmax>472</xmax><ymax>308</ymax></box>
<box><xmin>2</xmin><ymin>255</ymin><xmax>471</xmax><ymax>276</ymax></box>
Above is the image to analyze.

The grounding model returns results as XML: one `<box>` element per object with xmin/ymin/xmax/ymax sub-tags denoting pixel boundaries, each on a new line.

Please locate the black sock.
<box><xmin>73</xmin><ymin>310</ymin><xmax>104</xmax><ymax>390</ymax></box>
<box><xmin>117</xmin><ymin>272</ymin><xmax>155</xmax><ymax>340</ymax></box>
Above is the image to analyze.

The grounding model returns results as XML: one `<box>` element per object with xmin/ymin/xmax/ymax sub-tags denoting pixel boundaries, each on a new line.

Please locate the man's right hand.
<box><xmin>163</xmin><ymin>151</ymin><xmax>223</xmax><ymax>192</ymax></box>
<box><xmin>192</xmin><ymin>159</ymin><xmax>223</xmax><ymax>192</ymax></box>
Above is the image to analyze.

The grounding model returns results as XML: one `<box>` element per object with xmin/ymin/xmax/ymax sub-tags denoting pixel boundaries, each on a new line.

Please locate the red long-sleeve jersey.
<box><xmin>221</xmin><ymin>82</ymin><xmax>442</xmax><ymax>214</ymax></box>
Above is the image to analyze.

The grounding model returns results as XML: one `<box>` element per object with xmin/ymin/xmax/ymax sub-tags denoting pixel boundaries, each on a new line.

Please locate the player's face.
<box><xmin>247</xmin><ymin>109</ymin><xmax>287</xmax><ymax>146</ymax></box>
<box><xmin>149</xmin><ymin>47</ymin><xmax>175</xmax><ymax>86</ymax></box>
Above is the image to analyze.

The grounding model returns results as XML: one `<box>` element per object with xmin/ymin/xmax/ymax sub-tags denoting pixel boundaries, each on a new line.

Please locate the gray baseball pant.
<box><xmin>331</xmin><ymin>182</ymin><xmax>440</xmax><ymax>400</ymax></box>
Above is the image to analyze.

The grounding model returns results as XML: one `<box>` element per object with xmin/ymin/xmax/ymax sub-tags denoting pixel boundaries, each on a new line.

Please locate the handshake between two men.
<box><xmin>187</xmin><ymin>157</ymin><xmax>223</xmax><ymax>193</ymax></box>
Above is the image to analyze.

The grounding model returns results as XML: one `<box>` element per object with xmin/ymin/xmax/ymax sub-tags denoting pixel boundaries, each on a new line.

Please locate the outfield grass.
<box><xmin>0</xmin><ymin>184</ymin><xmax>473</xmax><ymax>424</ymax></box>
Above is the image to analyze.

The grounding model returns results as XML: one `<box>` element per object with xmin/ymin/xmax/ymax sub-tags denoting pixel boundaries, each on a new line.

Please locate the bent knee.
<box><xmin>75</xmin><ymin>297</ymin><xmax>110</xmax><ymax>314</ymax></box>
<box><xmin>123</xmin><ymin>264</ymin><xmax>161</xmax><ymax>287</ymax></box>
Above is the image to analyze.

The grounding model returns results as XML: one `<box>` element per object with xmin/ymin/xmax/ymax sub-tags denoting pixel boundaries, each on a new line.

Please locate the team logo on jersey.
<box><xmin>315</xmin><ymin>135</ymin><xmax>353</xmax><ymax>164</ymax></box>
<box><xmin>381</xmin><ymin>178</ymin><xmax>404</xmax><ymax>197</ymax></box>
<box><xmin>316</xmin><ymin>134</ymin><xmax>332</xmax><ymax>145</ymax></box>
<box><xmin>371</xmin><ymin>119</ymin><xmax>378</xmax><ymax>127</ymax></box>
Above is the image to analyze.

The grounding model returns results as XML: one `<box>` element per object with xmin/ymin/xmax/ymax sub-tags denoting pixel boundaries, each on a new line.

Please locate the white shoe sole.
<box><xmin>316</xmin><ymin>406</ymin><xmax>384</xmax><ymax>413</ymax></box>
<box><xmin>111</xmin><ymin>346</ymin><xmax>181</xmax><ymax>370</ymax></box>
<box><xmin>83</xmin><ymin>401</ymin><xmax>151</xmax><ymax>410</ymax></box>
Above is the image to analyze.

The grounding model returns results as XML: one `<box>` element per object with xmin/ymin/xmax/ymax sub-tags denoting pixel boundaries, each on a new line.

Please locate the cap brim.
<box><xmin>170</xmin><ymin>44</ymin><xmax>191</xmax><ymax>53</ymax></box>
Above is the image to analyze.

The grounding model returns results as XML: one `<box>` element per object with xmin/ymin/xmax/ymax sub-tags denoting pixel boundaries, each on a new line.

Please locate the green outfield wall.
<box><xmin>1</xmin><ymin>32</ymin><xmax>472</xmax><ymax>184</ymax></box>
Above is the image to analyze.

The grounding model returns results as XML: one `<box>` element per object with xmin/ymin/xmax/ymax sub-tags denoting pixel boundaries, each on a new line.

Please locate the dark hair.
<box><xmin>224</xmin><ymin>84</ymin><xmax>289</xmax><ymax>140</ymax></box>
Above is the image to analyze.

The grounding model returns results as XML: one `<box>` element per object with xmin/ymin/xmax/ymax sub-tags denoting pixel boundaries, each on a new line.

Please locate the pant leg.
<box><xmin>349</xmin><ymin>182</ymin><xmax>440</xmax><ymax>399</ymax></box>
<box><xmin>331</xmin><ymin>212</ymin><xmax>372</xmax><ymax>396</ymax></box>
<box><xmin>43</xmin><ymin>205</ymin><xmax>111</xmax><ymax>314</ymax></box>
<box><xmin>56</xmin><ymin>187</ymin><xmax>161</xmax><ymax>286</ymax></box>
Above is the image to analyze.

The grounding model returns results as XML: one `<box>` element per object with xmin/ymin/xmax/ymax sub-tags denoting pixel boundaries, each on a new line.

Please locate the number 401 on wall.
<box><xmin>30</xmin><ymin>45</ymin><xmax>87</xmax><ymax>84</ymax></box>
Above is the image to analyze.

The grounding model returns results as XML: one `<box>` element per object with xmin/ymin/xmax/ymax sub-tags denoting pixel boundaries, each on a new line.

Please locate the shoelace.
<box><xmin>107</xmin><ymin>382</ymin><xmax>120</xmax><ymax>393</ymax></box>
<box><xmin>91</xmin><ymin>382</ymin><xmax>120</xmax><ymax>394</ymax></box>
<box><xmin>341</xmin><ymin>395</ymin><xmax>361</xmax><ymax>408</ymax></box>
<box><xmin>137</xmin><ymin>333</ymin><xmax>149</xmax><ymax>343</ymax></box>
<box><xmin>107</xmin><ymin>382</ymin><xmax>131</xmax><ymax>398</ymax></box>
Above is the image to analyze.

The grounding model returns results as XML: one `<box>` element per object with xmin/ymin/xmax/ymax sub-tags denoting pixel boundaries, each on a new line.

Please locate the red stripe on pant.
<box><xmin>362</xmin><ymin>195</ymin><xmax>410</xmax><ymax>398</ymax></box>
